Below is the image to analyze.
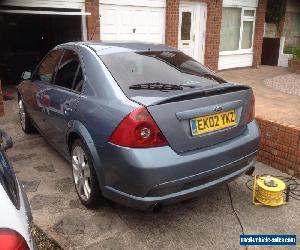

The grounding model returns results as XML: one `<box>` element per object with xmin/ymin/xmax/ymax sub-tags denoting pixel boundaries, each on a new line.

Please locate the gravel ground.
<box><xmin>32</xmin><ymin>225</ymin><xmax>63</xmax><ymax>250</ymax></box>
<box><xmin>264</xmin><ymin>73</ymin><xmax>300</xmax><ymax>96</ymax></box>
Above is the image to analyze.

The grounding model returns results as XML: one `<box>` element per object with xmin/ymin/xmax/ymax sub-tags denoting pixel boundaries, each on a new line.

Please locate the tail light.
<box><xmin>0</xmin><ymin>229</ymin><xmax>29</xmax><ymax>250</ymax></box>
<box><xmin>247</xmin><ymin>92</ymin><xmax>255</xmax><ymax>123</ymax></box>
<box><xmin>109</xmin><ymin>107</ymin><xmax>168</xmax><ymax>148</ymax></box>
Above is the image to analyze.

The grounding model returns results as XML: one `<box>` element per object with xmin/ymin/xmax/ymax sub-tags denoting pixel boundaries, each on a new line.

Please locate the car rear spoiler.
<box><xmin>148</xmin><ymin>84</ymin><xmax>251</xmax><ymax>106</ymax></box>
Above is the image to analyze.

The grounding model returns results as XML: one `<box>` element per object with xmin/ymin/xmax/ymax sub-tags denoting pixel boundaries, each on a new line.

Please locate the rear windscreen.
<box><xmin>99</xmin><ymin>51</ymin><xmax>226</xmax><ymax>97</ymax></box>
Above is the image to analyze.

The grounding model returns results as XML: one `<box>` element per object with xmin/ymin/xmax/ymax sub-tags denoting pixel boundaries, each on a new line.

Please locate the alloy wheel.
<box><xmin>72</xmin><ymin>145</ymin><xmax>92</xmax><ymax>201</ymax></box>
<box><xmin>18</xmin><ymin>100</ymin><xmax>26</xmax><ymax>130</ymax></box>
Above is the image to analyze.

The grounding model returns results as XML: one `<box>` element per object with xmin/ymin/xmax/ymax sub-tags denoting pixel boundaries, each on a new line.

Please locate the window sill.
<box><xmin>219</xmin><ymin>50</ymin><xmax>254</xmax><ymax>56</ymax></box>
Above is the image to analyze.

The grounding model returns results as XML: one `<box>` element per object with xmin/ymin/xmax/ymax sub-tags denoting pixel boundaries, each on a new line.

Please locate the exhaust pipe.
<box><xmin>152</xmin><ymin>203</ymin><xmax>163</xmax><ymax>213</ymax></box>
<box><xmin>245</xmin><ymin>166</ymin><xmax>255</xmax><ymax>176</ymax></box>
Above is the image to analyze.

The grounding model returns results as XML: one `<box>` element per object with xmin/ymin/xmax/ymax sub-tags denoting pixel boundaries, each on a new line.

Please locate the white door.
<box><xmin>178</xmin><ymin>2</ymin><xmax>207</xmax><ymax>63</ymax></box>
<box><xmin>100</xmin><ymin>4</ymin><xmax>165</xmax><ymax>44</ymax></box>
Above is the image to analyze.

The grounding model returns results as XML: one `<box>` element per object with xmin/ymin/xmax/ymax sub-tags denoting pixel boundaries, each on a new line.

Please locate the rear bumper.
<box><xmin>99</xmin><ymin>120</ymin><xmax>260</xmax><ymax>210</ymax></box>
<box><xmin>103</xmin><ymin>155</ymin><xmax>256</xmax><ymax>210</ymax></box>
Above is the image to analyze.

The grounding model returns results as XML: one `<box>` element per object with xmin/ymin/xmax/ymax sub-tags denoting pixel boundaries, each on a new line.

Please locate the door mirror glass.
<box><xmin>21</xmin><ymin>71</ymin><xmax>32</xmax><ymax>80</ymax></box>
<box><xmin>0</xmin><ymin>130</ymin><xmax>13</xmax><ymax>151</ymax></box>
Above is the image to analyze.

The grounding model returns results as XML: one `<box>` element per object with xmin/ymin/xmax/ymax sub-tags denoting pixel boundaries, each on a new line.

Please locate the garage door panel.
<box><xmin>134</xmin><ymin>10</ymin><xmax>147</xmax><ymax>21</ymax></box>
<box><xmin>101</xmin><ymin>8</ymin><xmax>117</xmax><ymax>25</ymax></box>
<box><xmin>151</xmin><ymin>11</ymin><xmax>163</xmax><ymax>23</ymax></box>
<box><xmin>120</xmin><ymin>10</ymin><xmax>132</xmax><ymax>25</ymax></box>
<box><xmin>100</xmin><ymin>4</ymin><xmax>165</xmax><ymax>44</ymax></box>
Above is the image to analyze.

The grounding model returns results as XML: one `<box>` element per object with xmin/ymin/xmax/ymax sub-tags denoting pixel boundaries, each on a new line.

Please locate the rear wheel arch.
<box><xmin>17</xmin><ymin>91</ymin><xmax>23</xmax><ymax>103</ymax></box>
<box><xmin>67</xmin><ymin>131</ymin><xmax>82</xmax><ymax>154</ymax></box>
<box><xmin>18</xmin><ymin>93</ymin><xmax>35</xmax><ymax>133</ymax></box>
<box><xmin>66</xmin><ymin>121</ymin><xmax>105</xmax><ymax>189</ymax></box>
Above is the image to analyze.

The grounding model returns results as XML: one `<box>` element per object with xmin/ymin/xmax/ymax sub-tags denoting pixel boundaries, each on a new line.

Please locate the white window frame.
<box><xmin>219</xmin><ymin>6</ymin><xmax>256</xmax><ymax>55</ymax></box>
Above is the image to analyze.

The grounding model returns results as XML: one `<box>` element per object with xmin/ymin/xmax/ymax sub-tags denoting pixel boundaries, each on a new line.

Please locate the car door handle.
<box><xmin>63</xmin><ymin>105</ymin><xmax>73</xmax><ymax>115</ymax></box>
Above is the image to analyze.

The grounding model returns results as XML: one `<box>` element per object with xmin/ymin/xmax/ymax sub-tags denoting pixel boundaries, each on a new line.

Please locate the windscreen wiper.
<box><xmin>129</xmin><ymin>82</ymin><xmax>195</xmax><ymax>92</ymax></box>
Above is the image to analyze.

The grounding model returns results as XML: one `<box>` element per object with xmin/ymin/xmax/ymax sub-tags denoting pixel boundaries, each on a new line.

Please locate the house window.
<box><xmin>220</xmin><ymin>7</ymin><xmax>256</xmax><ymax>52</ymax></box>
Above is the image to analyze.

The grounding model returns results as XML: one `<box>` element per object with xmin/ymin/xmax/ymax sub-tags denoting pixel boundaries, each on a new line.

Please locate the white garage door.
<box><xmin>100</xmin><ymin>0</ymin><xmax>166</xmax><ymax>44</ymax></box>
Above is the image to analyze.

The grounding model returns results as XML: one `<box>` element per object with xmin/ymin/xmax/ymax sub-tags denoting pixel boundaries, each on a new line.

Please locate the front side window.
<box><xmin>37</xmin><ymin>50</ymin><xmax>63</xmax><ymax>83</ymax></box>
<box><xmin>220</xmin><ymin>7</ymin><xmax>256</xmax><ymax>52</ymax></box>
<box><xmin>53</xmin><ymin>50</ymin><xmax>83</xmax><ymax>92</ymax></box>
<box><xmin>0</xmin><ymin>151</ymin><xmax>19</xmax><ymax>208</ymax></box>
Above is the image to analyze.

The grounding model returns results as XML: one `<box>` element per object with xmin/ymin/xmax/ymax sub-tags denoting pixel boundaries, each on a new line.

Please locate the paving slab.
<box><xmin>219</xmin><ymin>66</ymin><xmax>300</xmax><ymax>127</ymax></box>
<box><xmin>0</xmin><ymin>97</ymin><xmax>299</xmax><ymax>250</ymax></box>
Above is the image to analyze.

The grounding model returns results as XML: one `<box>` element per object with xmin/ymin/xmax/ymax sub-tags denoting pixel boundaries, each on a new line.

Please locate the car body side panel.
<box><xmin>43</xmin><ymin>87</ymin><xmax>81</xmax><ymax>155</ymax></box>
<box><xmin>63</xmin><ymin>45</ymin><xmax>141</xmax><ymax>188</ymax></box>
<box><xmin>73</xmin><ymin>45</ymin><xmax>140</xmax><ymax>149</ymax></box>
<box><xmin>17</xmin><ymin>80</ymin><xmax>49</xmax><ymax>131</ymax></box>
<box><xmin>0</xmin><ymin>180</ymin><xmax>35</xmax><ymax>249</ymax></box>
<box><xmin>0</xmin><ymin>144</ymin><xmax>35</xmax><ymax>249</ymax></box>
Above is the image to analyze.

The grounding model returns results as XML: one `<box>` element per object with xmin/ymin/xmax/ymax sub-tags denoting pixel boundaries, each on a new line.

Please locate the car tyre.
<box><xmin>18</xmin><ymin>99</ymin><xmax>35</xmax><ymax>134</ymax></box>
<box><xmin>71</xmin><ymin>139</ymin><xmax>103</xmax><ymax>208</ymax></box>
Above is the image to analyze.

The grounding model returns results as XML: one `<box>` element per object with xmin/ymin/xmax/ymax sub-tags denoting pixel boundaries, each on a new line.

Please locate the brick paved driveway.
<box><xmin>219</xmin><ymin>66</ymin><xmax>300</xmax><ymax>127</ymax></box>
<box><xmin>1</xmin><ymin>92</ymin><xmax>299</xmax><ymax>249</ymax></box>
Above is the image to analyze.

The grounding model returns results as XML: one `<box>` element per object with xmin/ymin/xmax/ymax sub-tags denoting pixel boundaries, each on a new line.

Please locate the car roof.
<box><xmin>59</xmin><ymin>41</ymin><xmax>177</xmax><ymax>55</ymax></box>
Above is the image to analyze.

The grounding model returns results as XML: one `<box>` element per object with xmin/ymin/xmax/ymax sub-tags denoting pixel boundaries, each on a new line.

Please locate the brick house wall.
<box><xmin>203</xmin><ymin>0</ymin><xmax>223</xmax><ymax>70</ymax></box>
<box><xmin>253</xmin><ymin>0</ymin><xmax>268</xmax><ymax>68</ymax></box>
<box><xmin>165</xmin><ymin>0</ymin><xmax>180</xmax><ymax>48</ymax></box>
<box><xmin>86</xmin><ymin>0</ymin><xmax>100</xmax><ymax>40</ymax></box>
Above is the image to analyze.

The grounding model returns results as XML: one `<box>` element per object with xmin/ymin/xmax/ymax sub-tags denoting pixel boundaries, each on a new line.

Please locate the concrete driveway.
<box><xmin>1</xmin><ymin>98</ymin><xmax>299</xmax><ymax>250</ymax></box>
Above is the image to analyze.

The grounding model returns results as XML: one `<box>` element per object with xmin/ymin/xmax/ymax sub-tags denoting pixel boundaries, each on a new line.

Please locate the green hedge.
<box><xmin>284</xmin><ymin>47</ymin><xmax>300</xmax><ymax>59</ymax></box>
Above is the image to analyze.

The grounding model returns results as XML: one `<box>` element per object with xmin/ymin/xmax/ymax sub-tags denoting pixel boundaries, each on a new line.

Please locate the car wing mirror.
<box><xmin>0</xmin><ymin>129</ymin><xmax>13</xmax><ymax>151</ymax></box>
<box><xmin>21</xmin><ymin>71</ymin><xmax>32</xmax><ymax>80</ymax></box>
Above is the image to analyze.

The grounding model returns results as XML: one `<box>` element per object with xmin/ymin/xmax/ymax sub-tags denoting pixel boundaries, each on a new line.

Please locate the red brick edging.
<box><xmin>288</xmin><ymin>59</ymin><xmax>300</xmax><ymax>74</ymax></box>
<box><xmin>256</xmin><ymin>116</ymin><xmax>300</xmax><ymax>177</ymax></box>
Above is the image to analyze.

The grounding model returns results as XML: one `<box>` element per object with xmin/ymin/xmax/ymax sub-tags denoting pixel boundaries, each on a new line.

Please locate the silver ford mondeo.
<box><xmin>17</xmin><ymin>42</ymin><xmax>260</xmax><ymax>210</ymax></box>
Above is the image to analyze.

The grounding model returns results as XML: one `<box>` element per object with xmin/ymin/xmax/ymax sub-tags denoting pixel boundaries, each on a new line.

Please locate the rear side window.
<box><xmin>99</xmin><ymin>51</ymin><xmax>225</xmax><ymax>97</ymax></box>
<box><xmin>0</xmin><ymin>151</ymin><xmax>19</xmax><ymax>209</ymax></box>
<box><xmin>53</xmin><ymin>50</ymin><xmax>83</xmax><ymax>92</ymax></box>
<box><xmin>73</xmin><ymin>67</ymin><xmax>84</xmax><ymax>92</ymax></box>
<box><xmin>37</xmin><ymin>49</ymin><xmax>63</xmax><ymax>83</ymax></box>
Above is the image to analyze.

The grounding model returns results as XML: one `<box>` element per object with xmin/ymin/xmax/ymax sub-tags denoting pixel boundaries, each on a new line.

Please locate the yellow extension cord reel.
<box><xmin>252</xmin><ymin>175</ymin><xmax>290</xmax><ymax>206</ymax></box>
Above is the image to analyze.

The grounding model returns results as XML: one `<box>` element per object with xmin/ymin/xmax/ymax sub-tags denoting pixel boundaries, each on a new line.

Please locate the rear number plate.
<box><xmin>190</xmin><ymin>110</ymin><xmax>237</xmax><ymax>136</ymax></box>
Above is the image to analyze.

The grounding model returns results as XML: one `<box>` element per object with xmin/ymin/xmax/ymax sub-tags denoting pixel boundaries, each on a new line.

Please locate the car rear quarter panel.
<box><xmin>75</xmin><ymin>45</ymin><xmax>140</xmax><ymax>149</ymax></box>
<box><xmin>68</xmin><ymin>45</ymin><xmax>140</xmax><ymax>185</ymax></box>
